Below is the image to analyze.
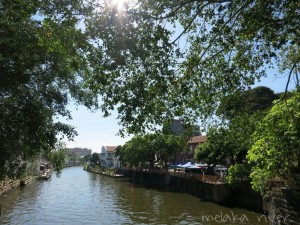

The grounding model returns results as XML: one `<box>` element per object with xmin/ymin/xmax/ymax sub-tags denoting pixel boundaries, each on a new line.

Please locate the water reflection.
<box><xmin>0</xmin><ymin>167</ymin><xmax>269</xmax><ymax>225</ymax></box>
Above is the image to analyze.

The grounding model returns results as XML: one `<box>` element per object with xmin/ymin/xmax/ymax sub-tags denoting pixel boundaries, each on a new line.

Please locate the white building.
<box><xmin>100</xmin><ymin>146</ymin><xmax>121</xmax><ymax>168</ymax></box>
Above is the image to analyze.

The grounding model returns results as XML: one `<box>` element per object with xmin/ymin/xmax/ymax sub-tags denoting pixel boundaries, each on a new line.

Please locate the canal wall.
<box><xmin>121</xmin><ymin>169</ymin><xmax>264</xmax><ymax>212</ymax></box>
<box><xmin>121</xmin><ymin>169</ymin><xmax>300</xmax><ymax>223</ymax></box>
<box><xmin>167</xmin><ymin>172</ymin><xmax>232</xmax><ymax>204</ymax></box>
<box><xmin>263</xmin><ymin>175</ymin><xmax>300</xmax><ymax>225</ymax></box>
<box><xmin>267</xmin><ymin>187</ymin><xmax>300</xmax><ymax>225</ymax></box>
<box><xmin>0</xmin><ymin>179</ymin><xmax>20</xmax><ymax>196</ymax></box>
<box><xmin>0</xmin><ymin>176</ymin><xmax>37</xmax><ymax>197</ymax></box>
<box><xmin>231</xmin><ymin>183</ymin><xmax>264</xmax><ymax>213</ymax></box>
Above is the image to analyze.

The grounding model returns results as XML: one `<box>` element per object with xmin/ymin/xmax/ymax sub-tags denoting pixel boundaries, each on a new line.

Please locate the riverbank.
<box><xmin>0</xmin><ymin>176</ymin><xmax>37</xmax><ymax>197</ymax></box>
<box><xmin>84</xmin><ymin>165</ymin><xmax>125</xmax><ymax>178</ymax></box>
<box><xmin>0</xmin><ymin>179</ymin><xmax>20</xmax><ymax>197</ymax></box>
<box><xmin>84</xmin><ymin>166</ymin><xmax>263</xmax><ymax>212</ymax></box>
<box><xmin>119</xmin><ymin>168</ymin><xmax>300</xmax><ymax>225</ymax></box>
<box><xmin>20</xmin><ymin>176</ymin><xmax>38</xmax><ymax>186</ymax></box>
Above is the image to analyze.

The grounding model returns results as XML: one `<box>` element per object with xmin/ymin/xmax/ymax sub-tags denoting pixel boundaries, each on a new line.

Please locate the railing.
<box><xmin>122</xmin><ymin>167</ymin><xmax>226</xmax><ymax>184</ymax></box>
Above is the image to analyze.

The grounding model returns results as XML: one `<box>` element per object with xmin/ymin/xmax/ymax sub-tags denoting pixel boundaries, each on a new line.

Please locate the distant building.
<box><xmin>169</xmin><ymin>119</ymin><xmax>201</xmax><ymax>137</ymax></box>
<box><xmin>65</xmin><ymin>148</ymin><xmax>92</xmax><ymax>157</ymax></box>
<box><xmin>187</xmin><ymin>135</ymin><xmax>207</xmax><ymax>153</ymax></box>
<box><xmin>177</xmin><ymin>135</ymin><xmax>207</xmax><ymax>163</ymax></box>
<box><xmin>100</xmin><ymin>146</ymin><xmax>121</xmax><ymax>168</ymax></box>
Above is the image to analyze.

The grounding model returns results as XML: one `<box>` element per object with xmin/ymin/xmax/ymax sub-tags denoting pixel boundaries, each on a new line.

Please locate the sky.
<box><xmin>61</xmin><ymin>72</ymin><xmax>296</xmax><ymax>153</ymax></box>
<box><xmin>61</xmin><ymin>107</ymin><xmax>133</xmax><ymax>153</ymax></box>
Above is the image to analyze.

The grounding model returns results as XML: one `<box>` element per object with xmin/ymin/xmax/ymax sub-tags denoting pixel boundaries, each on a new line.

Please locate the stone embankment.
<box><xmin>20</xmin><ymin>176</ymin><xmax>37</xmax><ymax>186</ymax></box>
<box><xmin>84</xmin><ymin>166</ymin><xmax>124</xmax><ymax>178</ymax></box>
<box><xmin>0</xmin><ymin>179</ymin><xmax>20</xmax><ymax>197</ymax></box>
<box><xmin>265</xmin><ymin>175</ymin><xmax>300</xmax><ymax>225</ymax></box>
<box><xmin>0</xmin><ymin>176</ymin><xmax>37</xmax><ymax>197</ymax></box>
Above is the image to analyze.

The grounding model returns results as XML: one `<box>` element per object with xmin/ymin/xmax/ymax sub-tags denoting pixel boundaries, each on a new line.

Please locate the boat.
<box><xmin>39</xmin><ymin>163</ymin><xmax>53</xmax><ymax>180</ymax></box>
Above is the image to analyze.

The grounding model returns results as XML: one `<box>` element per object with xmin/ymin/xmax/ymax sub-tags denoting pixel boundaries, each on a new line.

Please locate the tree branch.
<box><xmin>284</xmin><ymin>56</ymin><xmax>300</xmax><ymax>100</ymax></box>
<box><xmin>147</xmin><ymin>0</ymin><xmax>197</xmax><ymax>20</ymax></box>
<box><xmin>171</xmin><ymin>3</ymin><xmax>210</xmax><ymax>44</ymax></box>
<box><xmin>147</xmin><ymin>0</ymin><xmax>232</xmax><ymax>20</ymax></box>
<box><xmin>199</xmin><ymin>0</ymin><xmax>251</xmax><ymax>61</ymax></box>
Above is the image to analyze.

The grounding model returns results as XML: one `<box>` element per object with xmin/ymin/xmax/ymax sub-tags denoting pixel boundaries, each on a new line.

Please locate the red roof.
<box><xmin>188</xmin><ymin>136</ymin><xmax>207</xmax><ymax>144</ymax></box>
<box><xmin>106</xmin><ymin>146</ymin><xmax>117</xmax><ymax>153</ymax></box>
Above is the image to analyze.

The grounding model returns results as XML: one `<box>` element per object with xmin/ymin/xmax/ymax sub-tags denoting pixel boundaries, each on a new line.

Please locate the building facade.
<box><xmin>100</xmin><ymin>146</ymin><xmax>121</xmax><ymax>168</ymax></box>
<box><xmin>170</xmin><ymin>119</ymin><xmax>201</xmax><ymax>137</ymax></box>
<box><xmin>65</xmin><ymin>148</ymin><xmax>92</xmax><ymax>157</ymax></box>
<box><xmin>177</xmin><ymin>135</ymin><xmax>207</xmax><ymax>163</ymax></box>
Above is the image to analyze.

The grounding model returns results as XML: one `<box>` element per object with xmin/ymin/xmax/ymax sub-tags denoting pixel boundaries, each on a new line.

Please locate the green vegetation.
<box><xmin>248</xmin><ymin>91</ymin><xmax>300</xmax><ymax>194</ymax></box>
<box><xmin>90</xmin><ymin>153</ymin><xmax>100</xmax><ymax>165</ymax></box>
<box><xmin>83</xmin><ymin>155</ymin><xmax>91</xmax><ymax>163</ymax></box>
<box><xmin>0</xmin><ymin>0</ymin><xmax>98</xmax><ymax>179</ymax></box>
<box><xmin>195</xmin><ymin>87</ymin><xmax>278</xmax><ymax>167</ymax></box>
<box><xmin>84</xmin><ymin>0</ymin><xmax>300</xmax><ymax>134</ymax></box>
<box><xmin>1</xmin><ymin>0</ymin><xmax>299</xmax><ymax>196</ymax></box>
<box><xmin>20</xmin><ymin>157</ymin><xmax>40</xmax><ymax>179</ymax></box>
<box><xmin>47</xmin><ymin>148</ymin><xmax>66</xmax><ymax>176</ymax></box>
<box><xmin>194</xmin><ymin>87</ymin><xmax>300</xmax><ymax>194</ymax></box>
<box><xmin>116</xmin><ymin>133</ymin><xmax>187</xmax><ymax>170</ymax></box>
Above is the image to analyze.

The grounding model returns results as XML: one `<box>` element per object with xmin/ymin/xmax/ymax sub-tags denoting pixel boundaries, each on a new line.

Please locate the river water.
<box><xmin>0</xmin><ymin>167</ymin><xmax>270</xmax><ymax>225</ymax></box>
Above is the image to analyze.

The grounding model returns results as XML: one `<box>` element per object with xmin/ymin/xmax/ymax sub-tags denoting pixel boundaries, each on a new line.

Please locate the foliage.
<box><xmin>150</xmin><ymin>133</ymin><xmax>188</xmax><ymax>169</ymax></box>
<box><xmin>194</xmin><ymin>127</ymin><xmax>229</xmax><ymax>167</ymax></box>
<box><xmin>90</xmin><ymin>153</ymin><xmax>100</xmax><ymax>165</ymax></box>
<box><xmin>85</xmin><ymin>0</ymin><xmax>300</xmax><ymax>135</ymax></box>
<box><xmin>47</xmin><ymin>149</ymin><xmax>66</xmax><ymax>176</ymax></box>
<box><xmin>227</xmin><ymin>163</ymin><xmax>252</xmax><ymax>187</ymax></box>
<box><xmin>217</xmin><ymin>86</ymin><xmax>278</xmax><ymax>119</ymax></box>
<box><xmin>20</xmin><ymin>157</ymin><xmax>40</xmax><ymax>179</ymax></box>
<box><xmin>118</xmin><ymin>135</ymin><xmax>153</xmax><ymax>168</ymax></box>
<box><xmin>247</xmin><ymin>90</ymin><xmax>300</xmax><ymax>194</ymax></box>
<box><xmin>2</xmin><ymin>0</ymin><xmax>299</xmax><ymax>179</ymax></box>
<box><xmin>195</xmin><ymin>87</ymin><xmax>277</xmax><ymax>180</ymax></box>
<box><xmin>82</xmin><ymin>155</ymin><xmax>91</xmax><ymax>163</ymax></box>
<box><xmin>117</xmin><ymin>133</ymin><xmax>187</xmax><ymax>169</ymax></box>
<box><xmin>194</xmin><ymin>113</ymin><xmax>258</xmax><ymax>166</ymax></box>
<box><xmin>0</xmin><ymin>0</ymin><xmax>99</xmax><ymax>178</ymax></box>
<box><xmin>66</xmin><ymin>152</ymin><xmax>80</xmax><ymax>163</ymax></box>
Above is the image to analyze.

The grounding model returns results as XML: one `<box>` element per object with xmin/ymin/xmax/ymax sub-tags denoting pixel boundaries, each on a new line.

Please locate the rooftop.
<box><xmin>188</xmin><ymin>136</ymin><xmax>207</xmax><ymax>144</ymax></box>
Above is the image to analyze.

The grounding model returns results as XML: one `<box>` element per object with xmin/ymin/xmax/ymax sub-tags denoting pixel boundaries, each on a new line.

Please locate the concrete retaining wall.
<box><xmin>121</xmin><ymin>169</ymin><xmax>264</xmax><ymax>212</ymax></box>
<box><xmin>232</xmin><ymin>184</ymin><xmax>264</xmax><ymax>213</ymax></box>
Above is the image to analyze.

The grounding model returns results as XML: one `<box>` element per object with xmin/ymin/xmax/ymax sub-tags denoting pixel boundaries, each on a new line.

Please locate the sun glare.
<box><xmin>112</xmin><ymin>0</ymin><xmax>126</xmax><ymax>10</ymax></box>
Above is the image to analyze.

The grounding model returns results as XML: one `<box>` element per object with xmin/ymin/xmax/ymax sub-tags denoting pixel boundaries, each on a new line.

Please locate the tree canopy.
<box><xmin>86</xmin><ymin>0</ymin><xmax>300</xmax><ymax>134</ymax></box>
<box><xmin>217</xmin><ymin>86</ymin><xmax>278</xmax><ymax>119</ymax></box>
<box><xmin>248</xmin><ymin>91</ymin><xmax>300</xmax><ymax>194</ymax></box>
<box><xmin>116</xmin><ymin>133</ymin><xmax>187</xmax><ymax>169</ymax></box>
<box><xmin>194</xmin><ymin>86</ymin><xmax>278</xmax><ymax>164</ymax></box>
<box><xmin>0</xmin><ymin>0</ymin><xmax>99</xmax><ymax>178</ymax></box>
<box><xmin>90</xmin><ymin>153</ymin><xmax>100</xmax><ymax>165</ymax></box>
<box><xmin>194</xmin><ymin>86</ymin><xmax>282</xmax><ymax>183</ymax></box>
<box><xmin>1</xmin><ymin>0</ymin><xmax>299</xmax><ymax>178</ymax></box>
